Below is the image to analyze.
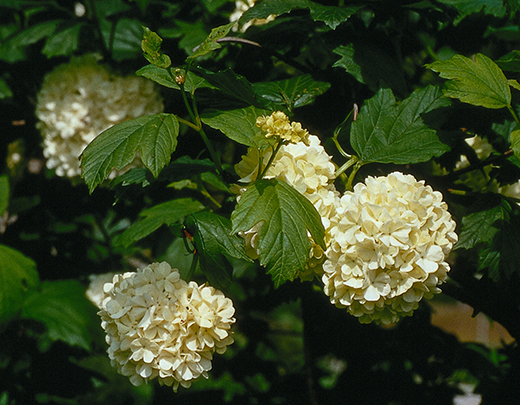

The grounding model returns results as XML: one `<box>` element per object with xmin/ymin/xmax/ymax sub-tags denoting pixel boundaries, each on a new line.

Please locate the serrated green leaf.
<box><xmin>350</xmin><ymin>86</ymin><xmax>450</xmax><ymax>164</ymax></box>
<box><xmin>333</xmin><ymin>44</ymin><xmax>408</xmax><ymax>96</ymax></box>
<box><xmin>114</xmin><ymin>198</ymin><xmax>205</xmax><ymax>248</ymax></box>
<box><xmin>510</xmin><ymin>124</ymin><xmax>520</xmax><ymax>158</ymax></box>
<box><xmin>252</xmin><ymin>75</ymin><xmax>330</xmax><ymax>111</ymax></box>
<box><xmin>427</xmin><ymin>53</ymin><xmax>511</xmax><ymax>109</ymax></box>
<box><xmin>201</xmin><ymin>106</ymin><xmax>270</xmax><ymax>147</ymax></box>
<box><xmin>436</xmin><ymin>0</ymin><xmax>505</xmax><ymax>19</ymax></box>
<box><xmin>42</xmin><ymin>22</ymin><xmax>83</xmax><ymax>57</ymax></box>
<box><xmin>141</xmin><ymin>27</ymin><xmax>171</xmax><ymax>68</ymax></box>
<box><xmin>231</xmin><ymin>179</ymin><xmax>324</xmax><ymax>287</ymax></box>
<box><xmin>184</xmin><ymin>211</ymin><xmax>252</xmax><ymax>289</ymax></box>
<box><xmin>100</xmin><ymin>18</ymin><xmax>143</xmax><ymax>61</ymax></box>
<box><xmin>239</xmin><ymin>0</ymin><xmax>309</xmax><ymax>28</ymax></box>
<box><xmin>309</xmin><ymin>4</ymin><xmax>360</xmax><ymax>30</ymax></box>
<box><xmin>0</xmin><ymin>77</ymin><xmax>12</xmax><ymax>99</ymax></box>
<box><xmin>0</xmin><ymin>175</ymin><xmax>8</xmax><ymax>215</ymax></box>
<box><xmin>81</xmin><ymin>114</ymin><xmax>179</xmax><ymax>193</ymax></box>
<box><xmin>194</xmin><ymin>67</ymin><xmax>262</xmax><ymax>107</ymax></box>
<box><xmin>21</xmin><ymin>280</ymin><xmax>98</xmax><ymax>351</ymax></box>
<box><xmin>0</xmin><ymin>244</ymin><xmax>39</xmax><ymax>324</ymax></box>
<box><xmin>136</xmin><ymin>64</ymin><xmax>213</xmax><ymax>94</ymax></box>
<box><xmin>188</xmin><ymin>22</ymin><xmax>236</xmax><ymax>59</ymax></box>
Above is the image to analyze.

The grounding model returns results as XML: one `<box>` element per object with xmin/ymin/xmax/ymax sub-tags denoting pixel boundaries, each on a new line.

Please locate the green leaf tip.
<box><xmin>141</xmin><ymin>26</ymin><xmax>171</xmax><ymax>68</ymax></box>
<box><xmin>188</xmin><ymin>22</ymin><xmax>236</xmax><ymax>59</ymax></box>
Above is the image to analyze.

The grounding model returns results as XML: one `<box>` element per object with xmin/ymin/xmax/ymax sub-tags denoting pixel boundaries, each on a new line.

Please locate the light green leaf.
<box><xmin>141</xmin><ymin>27</ymin><xmax>171</xmax><ymax>68</ymax></box>
<box><xmin>136</xmin><ymin>64</ymin><xmax>214</xmax><ymax>94</ymax></box>
<box><xmin>42</xmin><ymin>22</ymin><xmax>83</xmax><ymax>57</ymax></box>
<box><xmin>309</xmin><ymin>4</ymin><xmax>360</xmax><ymax>29</ymax></box>
<box><xmin>350</xmin><ymin>86</ymin><xmax>450</xmax><ymax>164</ymax></box>
<box><xmin>81</xmin><ymin>114</ymin><xmax>179</xmax><ymax>193</ymax></box>
<box><xmin>0</xmin><ymin>244</ymin><xmax>39</xmax><ymax>324</ymax></box>
<box><xmin>252</xmin><ymin>74</ymin><xmax>330</xmax><ymax>111</ymax></box>
<box><xmin>0</xmin><ymin>77</ymin><xmax>12</xmax><ymax>99</ymax></box>
<box><xmin>21</xmin><ymin>280</ymin><xmax>98</xmax><ymax>351</ymax></box>
<box><xmin>231</xmin><ymin>179</ymin><xmax>325</xmax><ymax>287</ymax></box>
<box><xmin>188</xmin><ymin>22</ymin><xmax>236</xmax><ymax>59</ymax></box>
<box><xmin>201</xmin><ymin>106</ymin><xmax>270</xmax><ymax>147</ymax></box>
<box><xmin>427</xmin><ymin>53</ymin><xmax>511</xmax><ymax>109</ymax></box>
<box><xmin>114</xmin><ymin>198</ymin><xmax>205</xmax><ymax>248</ymax></box>
<box><xmin>184</xmin><ymin>211</ymin><xmax>252</xmax><ymax>289</ymax></box>
<box><xmin>0</xmin><ymin>175</ymin><xmax>8</xmax><ymax>215</ymax></box>
<box><xmin>508</xmin><ymin>79</ymin><xmax>520</xmax><ymax>92</ymax></box>
<box><xmin>510</xmin><ymin>124</ymin><xmax>520</xmax><ymax>158</ymax></box>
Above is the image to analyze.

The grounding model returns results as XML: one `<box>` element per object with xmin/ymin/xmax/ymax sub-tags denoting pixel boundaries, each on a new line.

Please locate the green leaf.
<box><xmin>42</xmin><ymin>22</ymin><xmax>83</xmax><ymax>58</ymax></box>
<box><xmin>350</xmin><ymin>86</ymin><xmax>450</xmax><ymax>164</ymax></box>
<box><xmin>333</xmin><ymin>44</ymin><xmax>408</xmax><ymax>96</ymax></box>
<box><xmin>100</xmin><ymin>18</ymin><xmax>143</xmax><ymax>61</ymax></box>
<box><xmin>426</xmin><ymin>53</ymin><xmax>511</xmax><ymax>109</ymax></box>
<box><xmin>201</xmin><ymin>106</ymin><xmax>270</xmax><ymax>147</ymax></box>
<box><xmin>436</xmin><ymin>0</ymin><xmax>505</xmax><ymax>19</ymax></box>
<box><xmin>184</xmin><ymin>211</ymin><xmax>253</xmax><ymax>289</ymax></box>
<box><xmin>231</xmin><ymin>179</ymin><xmax>325</xmax><ymax>287</ymax></box>
<box><xmin>21</xmin><ymin>280</ymin><xmax>98</xmax><ymax>351</ymax></box>
<box><xmin>81</xmin><ymin>114</ymin><xmax>179</xmax><ymax>193</ymax></box>
<box><xmin>0</xmin><ymin>244</ymin><xmax>39</xmax><ymax>324</ymax></box>
<box><xmin>496</xmin><ymin>50</ymin><xmax>520</xmax><ymax>72</ymax></box>
<box><xmin>239</xmin><ymin>0</ymin><xmax>309</xmax><ymax>27</ymax></box>
<box><xmin>141</xmin><ymin>27</ymin><xmax>171</xmax><ymax>68</ymax></box>
<box><xmin>194</xmin><ymin>67</ymin><xmax>262</xmax><ymax>107</ymax></box>
<box><xmin>136</xmin><ymin>64</ymin><xmax>214</xmax><ymax>94</ymax></box>
<box><xmin>0</xmin><ymin>175</ymin><xmax>8</xmax><ymax>215</ymax></box>
<box><xmin>252</xmin><ymin>74</ymin><xmax>330</xmax><ymax>111</ymax></box>
<box><xmin>309</xmin><ymin>4</ymin><xmax>360</xmax><ymax>30</ymax></box>
<box><xmin>0</xmin><ymin>77</ymin><xmax>12</xmax><ymax>99</ymax></box>
<box><xmin>114</xmin><ymin>198</ymin><xmax>205</xmax><ymax>248</ymax></box>
<box><xmin>188</xmin><ymin>22</ymin><xmax>236</xmax><ymax>59</ymax></box>
<box><xmin>511</xmin><ymin>124</ymin><xmax>520</xmax><ymax>159</ymax></box>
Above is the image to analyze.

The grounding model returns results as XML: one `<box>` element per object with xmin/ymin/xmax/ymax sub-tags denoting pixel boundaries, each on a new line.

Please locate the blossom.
<box><xmin>98</xmin><ymin>262</ymin><xmax>235</xmax><ymax>391</ymax></box>
<box><xmin>256</xmin><ymin>111</ymin><xmax>310</xmax><ymax>145</ymax></box>
<box><xmin>235</xmin><ymin>134</ymin><xmax>339</xmax><ymax>279</ymax></box>
<box><xmin>36</xmin><ymin>54</ymin><xmax>163</xmax><ymax>178</ymax></box>
<box><xmin>322</xmin><ymin>172</ymin><xmax>458</xmax><ymax>324</ymax></box>
<box><xmin>229</xmin><ymin>0</ymin><xmax>276</xmax><ymax>32</ymax></box>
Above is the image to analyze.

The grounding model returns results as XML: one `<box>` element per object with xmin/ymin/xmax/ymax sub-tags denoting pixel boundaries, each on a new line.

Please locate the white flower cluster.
<box><xmin>98</xmin><ymin>262</ymin><xmax>235</xmax><ymax>391</ymax></box>
<box><xmin>36</xmin><ymin>54</ymin><xmax>163</xmax><ymax>178</ymax></box>
<box><xmin>256</xmin><ymin>111</ymin><xmax>310</xmax><ymax>145</ymax></box>
<box><xmin>235</xmin><ymin>134</ymin><xmax>339</xmax><ymax>279</ymax></box>
<box><xmin>322</xmin><ymin>172</ymin><xmax>458</xmax><ymax>324</ymax></box>
<box><xmin>230</xmin><ymin>0</ymin><xmax>276</xmax><ymax>32</ymax></box>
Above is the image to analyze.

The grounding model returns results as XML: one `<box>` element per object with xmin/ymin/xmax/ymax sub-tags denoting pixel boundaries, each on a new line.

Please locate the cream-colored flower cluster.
<box><xmin>256</xmin><ymin>111</ymin><xmax>310</xmax><ymax>145</ymax></box>
<box><xmin>229</xmin><ymin>0</ymin><xmax>276</xmax><ymax>32</ymax></box>
<box><xmin>322</xmin><ymin>172</ymin><xmax>458</xmax><ymax>324</ymax></box>
<box><xmin>98</xmin><ymin>262</ymin><xmax>235</xmax><ymax>391</ymax></box>
<box><xmin>235</xmin><ymin>134</ymin><xmax>339</xmax><ymax>279</ymax></box>
<box><xmin>36</xmin><ymin>54</ymin><xmax>163</xmax><ymax>178</ymax></box>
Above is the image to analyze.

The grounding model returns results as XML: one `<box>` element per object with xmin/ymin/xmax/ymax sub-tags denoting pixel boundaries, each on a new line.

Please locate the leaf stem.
<box><xmin>334</xmin><ymin>156</ymin><xmax>359</xmax><ymax>179</ymax></box>
<box><xmin>258</xmin><ymin>140</ymin><xmax>285</xmax><ymax>180</ymax></box>
<box><xmin>345</xmin><ymin>160</ymin><xmax>363</xmax><ymax>191</ymax></box>
<box><xmin>508</xmin><ymin>105</ymin><xmax>520</xmax><ymax>125</ymax></box>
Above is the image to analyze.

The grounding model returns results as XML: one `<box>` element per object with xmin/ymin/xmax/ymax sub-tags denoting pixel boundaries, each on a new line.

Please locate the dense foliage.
<box><xmin>2</xmin><ymin>0</ymin><xmax>520</xmax><ymax>404</ymax></box>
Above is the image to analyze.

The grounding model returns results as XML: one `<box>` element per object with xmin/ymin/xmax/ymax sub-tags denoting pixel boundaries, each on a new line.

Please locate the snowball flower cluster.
<box><xmin>256</xmin><ymin>111</ymin><xmax>310</xmax><ymax>145</ymax></box>
<box><xmin>322</xmin><ymin>172</ymin><xmax>458</xmax><ymax>324</ymax></box>
<box><xmin>36</xmin><ymin>54</ymin><xmax>163</xmax><ymax>178</ymax></box>
<box><xmin>98</xmin><ymin>262</ymin><xmax>235</xmax><ymax>391</ymax></box>
<box><xmin>235</xmin><ymin>134</ymin><xmax>339</xmax><ymax>279</ymax></box>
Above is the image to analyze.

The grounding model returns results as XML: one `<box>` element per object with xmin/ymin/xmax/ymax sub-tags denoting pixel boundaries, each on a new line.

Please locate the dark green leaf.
<box><xmin>81</xmin><ymin>114</ymin><xmax>179</xmax><ymax>193</ymax></box>
<box><xmin>114</xmin><ymin>198</ymin><xmax>205</xmax><ymax>247</ymax></box>
<box><xmin>136</xmin><ymin>64</ymin><xmax>214</xmax><ymax>94</ymax></box>
<box><xmin>141</xmin><ymin>27</ymin><xmax>171</xmax><ymax>68</ymax></box>
<box><xmin>42</xmin><ymin>22</ymin><xmax>83</xmax><ymax>57</ymax></box>
<box><xmin>0</xmin><ymin>77</ymin><xmax>12</xmax><ymax>99</ymax></box>
<box><xmin>231</xmin><ymin>179</ymin><xmax>325</xmax><ymax>287</ymax></box>
<box><xmin>239</xmin><ymin>0</ymin><xmax>309</xmax><ymax>28</ymax></box>
<box><xmin>0</xmin><ymin>244</ymin><xmax>39</xmax><ymax>324</ymax></box>
<box><xmin>309</xmin><ymin>4</ymin><xmax>360</xmax><ymax>30</ymax></box>
<box><xmin>188</xmin><ymin>22</ymin><xmax>236</xmax><ymax>59</ymax></box>
<box><xmin>350</xmin><ymin>86</ymin><xmax>450</xmax><ymax>164</ymax></box>
<box><xmin>184</xmin><ymin>211</ymin><xmax>252</xmax><ymax>289</ymax></box>
<box><xmin>159</xmin><ymin>156</ymin><xmax>218</xmax><ymax>182</ymax></box>
<box><xmin>194</xmin><ymin>67</ymin><xmax>262</xmax><ymax>107</ymax></box>
<box><xmin>333</xmin><ymin>44</ymin><xmax>408</xmax><ymax>96</ymax></box>
<box><xmin>510</xmin><ymin>124</ymin><xmax>520</xmax><ymax>159</ymax></box>
<box><xmin>201</xmin><ymin>106</ymin><xmax>270</xmax><ymax>147</ymax></box>
<box><xmin>436</xmin><ymin>0</ymin><xmax>505</xmax><ymax>19</ymax></box>
<box><xmin>100</xmin><ymin>18</ymin><xmax>143</xmax><ymax>61</ymax></box>
<box><xmin>252</xmin><ymin>75</ymin><xmax>330</xmax><ymax>111</ymax></box>
<box><xmin>0</xmin><ymin>175</ymin><xmax>8</xmax><ymax>215</ymax></box>
<box><xmin>21</xmin><ymin>280</ymin><xmax>98</xmax><ymax>351</ymax></box>
<box><xmin>427</xmin><ymin>53</ymin><xmax>511</xmax><ymax>109</ymax></box>
<box><xmin>110</xmin><ymin>167</ymin><xmax>151</xmax><ymax>188</ymax></box>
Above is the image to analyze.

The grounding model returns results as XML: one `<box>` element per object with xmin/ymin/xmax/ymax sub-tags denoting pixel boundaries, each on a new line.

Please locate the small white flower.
<box><xmin>98</xmin><ymin>262</ymin><xmax>235</xmax><ymax>391</ymax></box>
<box><xmin>36</xmin><ymin>54</ymin><xmax>163</xmax><ymax>178</ymax></box>
<box><xmin>322</xmin><ymin>172</ymin><xmax>458</xmax><ymax>324</ymax></box>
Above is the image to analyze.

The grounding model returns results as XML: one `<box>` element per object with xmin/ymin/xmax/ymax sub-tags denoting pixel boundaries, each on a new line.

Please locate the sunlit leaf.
<box><xmin>21</xmin><ymin>280</ymin><xmax>98</xmax><ymax>351</ymax></box>
<box><xmin>81</xmin><ymin>114</ymin><xmax>179</xmax><ymax>193</ymax></box>
<box><xmin>427</xmin><ymin>53</ymin><xmax>511</xmax><ymax>109</ymax></box>
<box><xmin>0</xmin><ymin>245</ymin><xmax>39</xmax><ymax>324</ymax></box>
<box><xmin>136</xmin><ymin>64</ymin><xmax>214</xmax><ymax>94</ymax></box>
<box><xmin>114</xmin><ymin>198</ymin><xmax>205</xmax><ymax>248</ymax></box>
<box><xmin>231</xmin><ymin>179</ymin><xmax>324</xmax><ymax>287</ymax></box>
<box><xmin>350</xmin><ymin>86</ymin><xmax>450</xmax><ymax>164</ymax></box>
<box><xmin>141</xmin><ymin>27</ymin><xmax>171</xmax><ymax>68</ymax></box>
<box><xmin>252</xmin><ymin>75</ymin><xmax>330</xmax><ymax>111</ymax></box>
<box><xmin>510</xmin><ymin>124</ymin><xmax>520</xmax><ymax>159</ymax></box>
